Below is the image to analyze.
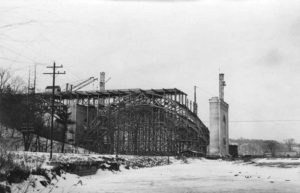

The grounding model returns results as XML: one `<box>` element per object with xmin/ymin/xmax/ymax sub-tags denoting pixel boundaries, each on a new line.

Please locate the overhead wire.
<box><xmin>0</xmin><ymin>44</ymin><xmax>41</xmax><ymax>63</ymax></box>
<box><xmin>0</xmin><ymin>20</ymin><xmax>37</xmax><ymax>29</ymax></box>
<box><xmin>0</xmin><ymin>56</ymin><xmax>30</xmax><ymax>64</ymax></box>
<box><xmin>195</xmin><ymin>85</ymin><xmax>216</xmax><ymax>97</ymax></box>
<box><xmin>230</xmin><ymin>120</ymin><xmax>300</xmax><ymax>123</ymax></box>
<box><xmin>203</xmin><ymin>119</ymin><xmax>300</xmax><ymax>124</ymax></box>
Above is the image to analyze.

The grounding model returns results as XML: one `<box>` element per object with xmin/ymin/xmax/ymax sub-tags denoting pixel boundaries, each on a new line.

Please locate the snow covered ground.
<box><xmin>251</xmin><ymin>158</ymin><xmax>300</xmax><ymax>168</ymax></box>
<box><xmin>11</xmin><ymin>158</ymin><xmax>300</xmax><ymax>193</ymax></box>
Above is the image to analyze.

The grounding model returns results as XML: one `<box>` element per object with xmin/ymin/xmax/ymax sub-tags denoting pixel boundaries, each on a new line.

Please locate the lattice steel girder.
<box><xmin>27</xmin><ymin>88</ymin><xmax>209</xmax><ymax>155</ymax></box>
<box><xmin>74</xmin><ymin>91</ymin><xmax>209</xmax><ymax>156</ymax></box>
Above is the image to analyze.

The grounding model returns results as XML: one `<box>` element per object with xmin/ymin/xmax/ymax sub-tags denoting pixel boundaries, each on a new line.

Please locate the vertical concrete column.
<box><xmin>209</xmin><ymin>97</ymin><xmax>220</xmax><ymax>156</ymax></box>
<box><xmin>68</xmin><ymin>99</ymin><xmax>77</xmax><ymax>145</ymax></box>
<box><xmin>209</xmin><ymin>97</ymin><xmax>229</xmax><ymax>156</ymax></box>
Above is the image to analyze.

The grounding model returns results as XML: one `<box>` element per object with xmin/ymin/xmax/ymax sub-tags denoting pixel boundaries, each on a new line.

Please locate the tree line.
<box><xmin>0</xmin><ymin>67</ymin><xmax>72</xmax><ymax>152</ymax></box>
<box><xmin>230</xmin><ymin>137</ymin><xmax>298</xmax><ymax>157</ymax></box>
<box><xmin>0</xmin><ymin>67</ymin><xmax>27</xmax><ymax>130</ymax></box>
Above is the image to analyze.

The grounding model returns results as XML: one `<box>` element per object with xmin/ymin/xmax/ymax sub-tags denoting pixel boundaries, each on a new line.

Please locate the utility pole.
<box><xmin>34</xmin><ymin>64</ymin><xmax>37</xmax><ymax>93</ymax></box>
<box><xmin>20</xmin><ymin>69</ymin><xmax>34</xmax><ymax>151</ymax></box>
<box><xmin>33</xmin><ymin>64</ymin><xmax>40</xmax><ymax>151</ymax></box>
<box><xmin>43</xmin><ymin>62</ymin><xmax>65</xmax><ymax>159</ymax></box>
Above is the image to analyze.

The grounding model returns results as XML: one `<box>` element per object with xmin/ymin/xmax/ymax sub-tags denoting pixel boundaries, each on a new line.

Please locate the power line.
<box><xmin>230</xmin><ymin>120</ymin><xmax>300</xmax><ymax>123</ymax></box>
<box><xmin>195</xmin><ymin>85</ymin><xmax>215</xmax><ymax>97</ymax></box>
<box><xmin>0</xmin><ymin>56</ymin><xmax>29</xmax><ymax>64</ymax></box>
<box><xmin>202</xmin><ymin>120</ymin><xmax>300</xmax><ymax>123</ymax></box>
<box><xmin>43</xmin><ymin>62</ymin><xmax>65</xmax><ymax>160</ymax></box>
<box><xmin>0</xmin><ymin>44</ymin><xmax>41</xmax><ymax>63</ymax></box>
<box><xmin>0</xmin><ymin>20</ymin><xmax>37</xmax><ymax>29</ymax></box>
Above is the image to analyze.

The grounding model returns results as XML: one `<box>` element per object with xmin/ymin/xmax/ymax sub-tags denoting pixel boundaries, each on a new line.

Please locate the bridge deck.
<box><xmin>37</xmin><ymin>88</ymin><xmax>187</xmax><ymax>99</ymax></box>
<box><xmin>15</xmin><ymin>87</ymin><xmax>209</xmax><ymax>155</ymax></box>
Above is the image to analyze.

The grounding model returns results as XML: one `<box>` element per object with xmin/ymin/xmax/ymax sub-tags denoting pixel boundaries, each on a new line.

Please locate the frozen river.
<box><xmin>66</xmin><ymin>159</ymin><xmax>300</xmax><ymax>193</ymax></box>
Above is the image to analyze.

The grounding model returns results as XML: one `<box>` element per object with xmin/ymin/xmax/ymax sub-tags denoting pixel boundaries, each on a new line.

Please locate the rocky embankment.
<box><xmin>0</xmin><ymin>152</ymin><xmax>171</xmax><ymax>193</ymax></box>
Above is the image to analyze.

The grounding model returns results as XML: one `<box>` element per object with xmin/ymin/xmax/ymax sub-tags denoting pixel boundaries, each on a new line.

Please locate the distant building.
<box><xmin>291</xmin><ymin>145</ymin><xmax>300</xmax><ymax>154</ymax></box>
<box><xmin>275</xmin><ymin>151</ymin><xmax>298</xmax><ymax>157</ymax></box>
<box><xmin>229</xmin><ymin>144</ymin><xmax>238</xmax><ymax>158</ymax></box>
<box><xmin>45</xmin><ymin>85</ymin><xmax>61</xmax><ymax>93</ymax></box>
<box><xmin>209</xmin><ymin>74</ymin><xmax>229</xmax><ymax>157</ymax></box>
<box><xmin>238</xmin><ymin>142</ymin><xmax>265</xmax><ymax>156</ymax></box>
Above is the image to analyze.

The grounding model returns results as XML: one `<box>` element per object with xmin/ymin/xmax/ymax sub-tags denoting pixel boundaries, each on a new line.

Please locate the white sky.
<box><xmin>1</xmin><ymin>0</ymin><xmax>300</xmax><ymax>142</ymax></box>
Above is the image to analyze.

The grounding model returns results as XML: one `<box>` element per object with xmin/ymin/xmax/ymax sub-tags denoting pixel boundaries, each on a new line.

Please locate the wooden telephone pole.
<box><xmin>43</xmin><ymin>62</ymin><xmax>65</xmax><ymax>159</ymax></box>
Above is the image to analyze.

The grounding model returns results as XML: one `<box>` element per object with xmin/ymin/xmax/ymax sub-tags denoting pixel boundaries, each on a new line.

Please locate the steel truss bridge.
<box><xmin>37</xmin><ymin>88</ymin><xmax>209</xmax><ymax>156</ymax></box>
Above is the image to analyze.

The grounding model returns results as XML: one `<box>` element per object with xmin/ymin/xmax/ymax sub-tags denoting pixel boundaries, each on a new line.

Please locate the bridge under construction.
<box><xmin>36</xmin><ymin>88</ymin><xmax>209</xmax><ymax>156</ymax></box>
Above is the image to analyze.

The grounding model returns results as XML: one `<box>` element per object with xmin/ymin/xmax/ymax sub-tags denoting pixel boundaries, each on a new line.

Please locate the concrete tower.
<box><xmin>100</xmin><ymin>72</ymin><xmax>105</xmax><ymax>91</ymax></box>
<box><xmin>209</xmin><ymin>73</ymin><xmax>229</xmax><ymax>156</ymax></box>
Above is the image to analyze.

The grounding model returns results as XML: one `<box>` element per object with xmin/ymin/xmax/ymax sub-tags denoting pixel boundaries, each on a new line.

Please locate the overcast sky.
<box><xmin>1</xmin><ymin>0</ymin><xmax>300</xmax><ymax>142</ymax></box>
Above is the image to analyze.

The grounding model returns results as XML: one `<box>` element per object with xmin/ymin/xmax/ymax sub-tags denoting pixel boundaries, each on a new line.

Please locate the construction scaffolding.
<box><xmin>35</xmin><ymin>88</ymin><xmax>209</xmax><ymax>156</ymax></box>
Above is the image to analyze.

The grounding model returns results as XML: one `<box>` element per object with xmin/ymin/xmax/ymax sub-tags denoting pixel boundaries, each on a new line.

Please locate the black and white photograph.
<box><xmin>0</xmin><ymin>0</ymin><xmax>300</xmax><ymax>192</ymax></box>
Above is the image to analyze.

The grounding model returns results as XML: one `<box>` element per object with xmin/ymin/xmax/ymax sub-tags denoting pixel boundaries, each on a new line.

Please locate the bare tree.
<box><xmin>0</xmin><ymin>67</ymin><xmax>26</xmax><ymax>94</ymax></box>
<box><xmin>55</xmin><ymin>107</ymin><xmax>74</xmax><ymax>153</ymax></box>
<box><xmin>284</xmin><ymin>138</ymin><xmax>295</xmax><ymax>152</ymax></box>
<box><xmin>0</xmin><ymin>68</ymin><xmax>27</xmax><ymax>140</ymax></box>
<box><xmin>10</xmin><ymin>76</ymin><xmax>26</xmax><ymax>93</ymax></box>
<box><xmin>264</xmin><ymin>140</ymin><xmax>280</xmax><ymax>157</ymax></box>
<box><xmin>0</xmin><ymin>68</ymin><xmax>11</xmax><ymax>93</ymax></box>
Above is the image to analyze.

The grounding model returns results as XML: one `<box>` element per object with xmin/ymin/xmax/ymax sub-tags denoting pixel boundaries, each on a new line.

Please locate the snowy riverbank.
<box><xmin>2</xmin><ymin>154</ymin><xmax>300</xmax><ymax>193</ymax></box>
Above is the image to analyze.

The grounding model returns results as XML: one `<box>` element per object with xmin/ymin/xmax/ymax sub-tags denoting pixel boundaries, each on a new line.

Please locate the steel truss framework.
<box><xmin>37</xmin><ymin>88</ymin><xmax>209</xmax><ymax>156</ymax></box>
